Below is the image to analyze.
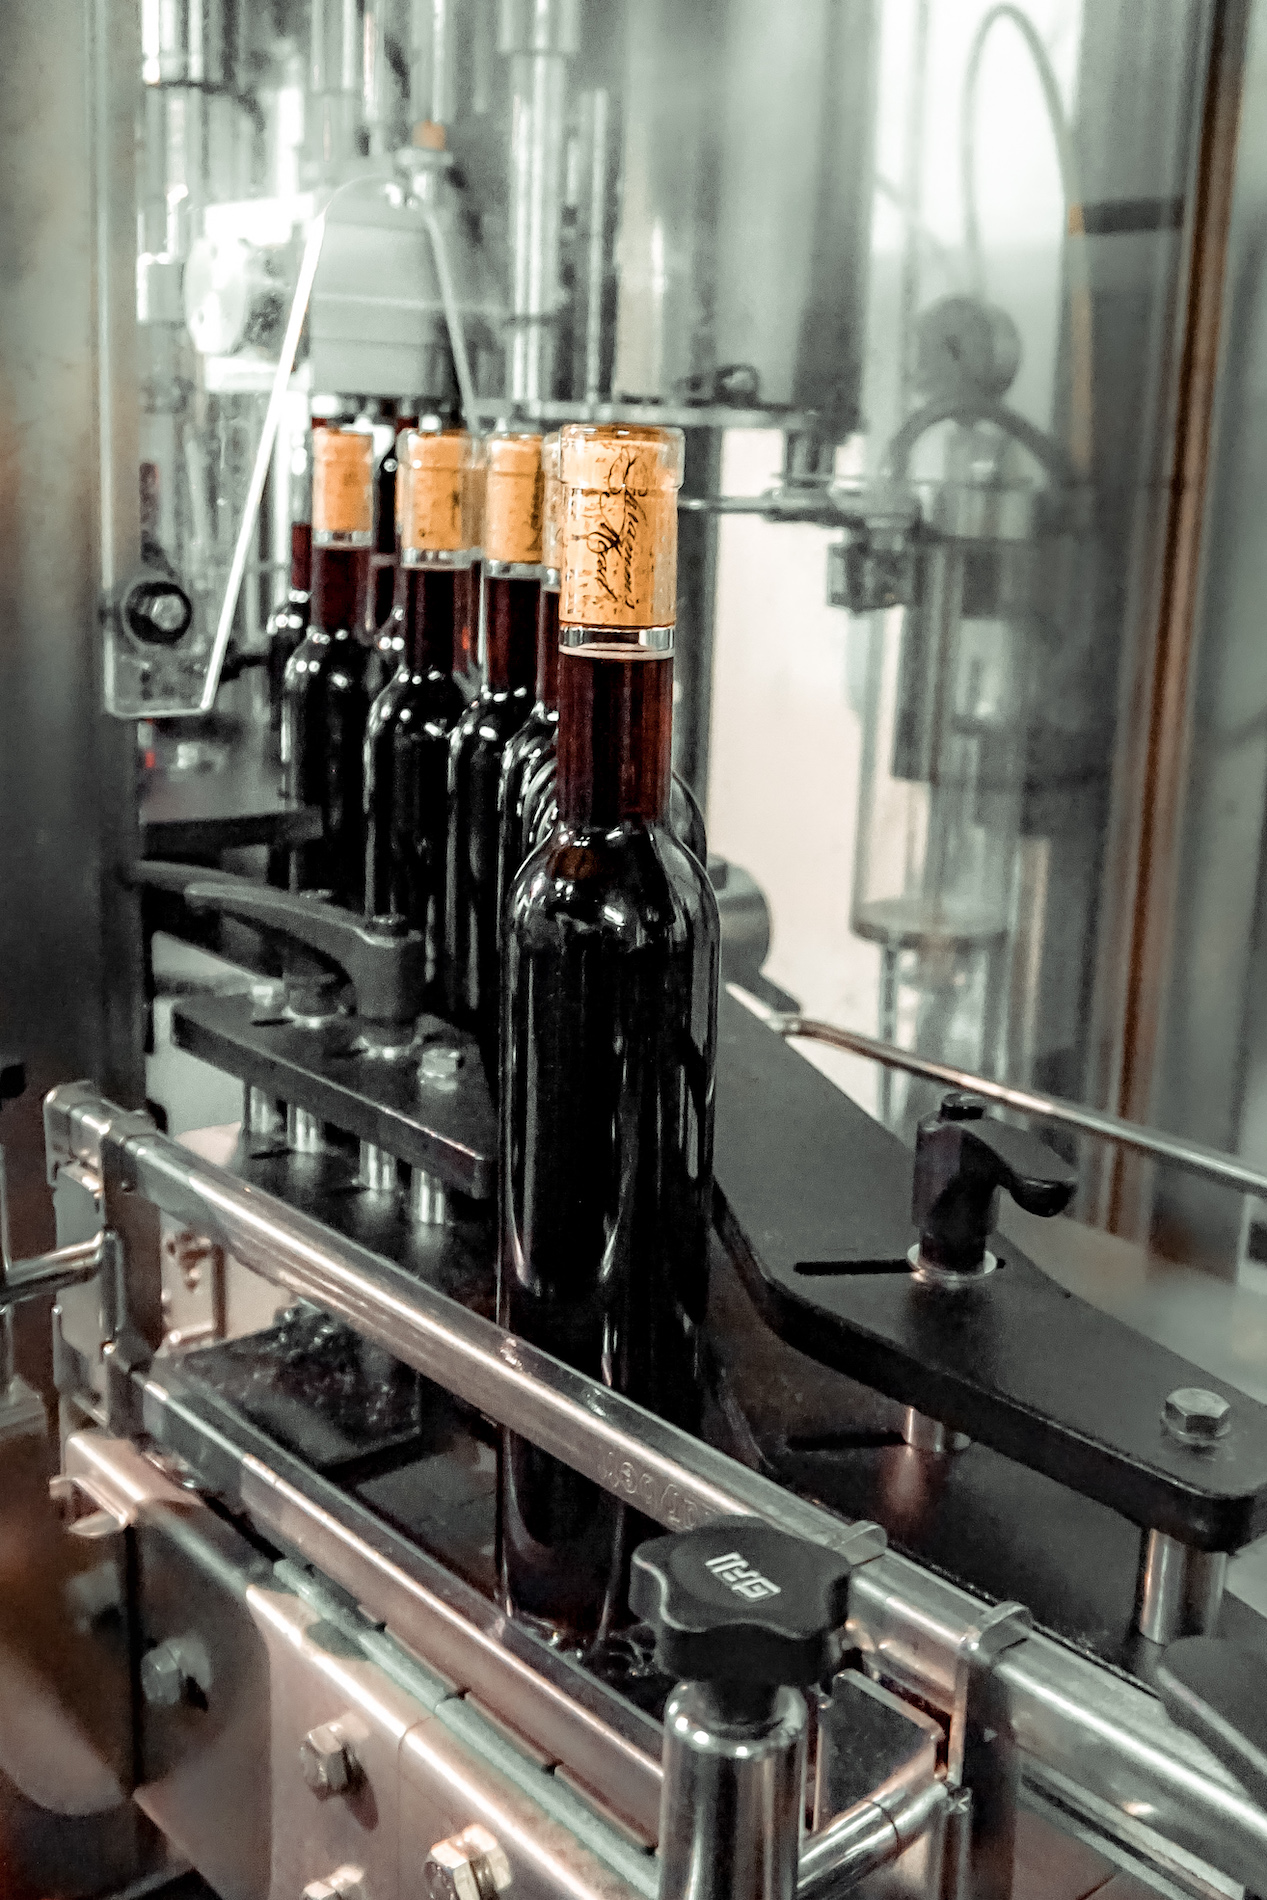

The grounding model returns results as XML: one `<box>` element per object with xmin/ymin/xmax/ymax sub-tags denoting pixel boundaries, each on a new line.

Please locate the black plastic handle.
<box><xmin>913</xmin><ymin>1092</ymin><xmax>1077</xmax><ymax>1274</ymax></box>
<box><xmin>1156</xmin><ymin>1636</ymin><xmax>1267</xmax><ymax>1813</ymax></box>
<box><xmin>629</xmin><ymin>1517</ymin><xmax>853</xmax><ymax>1689</ymax></box>
<box><xmin>133</xmin><ymin>862</ymin><xmax>424</xmax><ymax>1028</ymax></box>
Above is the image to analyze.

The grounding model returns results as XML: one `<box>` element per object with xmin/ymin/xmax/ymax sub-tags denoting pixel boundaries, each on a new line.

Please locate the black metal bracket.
<box><xmin>171</xmin><ymin>993</ymin><xmax>496</xmax><ymax>1200</ymax></box>
<box><xmin>713</xmin><ymin>992</ymin><xmax>1267</xmax><ymax>1552</ymax></box>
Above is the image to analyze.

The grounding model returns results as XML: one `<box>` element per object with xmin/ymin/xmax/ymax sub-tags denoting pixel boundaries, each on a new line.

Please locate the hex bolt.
<box><xmin>424</xmin><ymin>1825</ymin><xmax>512</xmax><ymax>1900</ymax></box>
<box><xmin>301</xmin><ymin>1867</ymin><xmax>366</xmax><ymax>1900</ymax></box>
<box><xmin>299</xmin><ymin>1721</ymin><xmax>358</xmax><ymax>1798</ymax></box>
<box><xmin>1162</xmin><ymin>1387</ymin><xmax>1232</xmax><ymax>1446</ymax></box>
<box><xmin>140</xmin><ymin>1632</ymin><xmax>212</xmax><ymax>1709</ymax></box>
<box><xmin>419</xmin><ymin>1045</ymin><xmax>461</xmax><ymax>1088</ymax></box>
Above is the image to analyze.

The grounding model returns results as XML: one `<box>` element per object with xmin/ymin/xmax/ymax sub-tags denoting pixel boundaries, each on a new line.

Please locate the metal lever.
<box><xmin>912</xmin><ymin>1092</ymin><xmax>1076</xmax><ymax>1278</ymax></box>
<box><xmin>133</xmin><ymin>862</ymin><xmax>425</xmax><ymax>1031</ymax></box>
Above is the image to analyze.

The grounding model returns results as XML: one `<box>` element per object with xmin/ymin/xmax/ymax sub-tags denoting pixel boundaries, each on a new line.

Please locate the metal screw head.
<box><xmin>1163</xmin><ymin>1387</ymin><xmax>1231</xmax><ymax>1445</ymax></box>
<box><xmin>140</xmin><ymin>1643</ymin><xmax>185</xmax><ymax>1709</ymax></box>
<box><xmin>424</xmin><ymin>1825</ymin><xmax>512</xmax><ymax>1900</ymax></box>
<box><xmin>419</xmin><ymin>1045</ymin><xmax>462</xmax><ymax>1087</ymax></box>
<box><xmin>299</xmin><ymin>1722</ymin><xmax>355</xmax><ymax>1797</ymax></box>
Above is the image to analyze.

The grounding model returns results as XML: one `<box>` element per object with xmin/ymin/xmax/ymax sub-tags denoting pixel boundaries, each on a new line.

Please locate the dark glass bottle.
<box><xmin>496</xmin><ymin>585</ymin><xmax>560</xmax><ymax>933</ymax></box>
<box><xmin>444</xmin><ymin>433</ymin><xmax>544</xmax><ymax>1078</ymax></box>
<box><xmin>365</xmin><ymin>565</ymin><xmax>465</xmax><ymax>916</ymax></box>
<box><xmin>374</xmin><ymin>406</ymin><xmax>417</xmax><ymax>629</ymax></box>
<box><xmin>497</xmin><ymin>423</ymin><xmax>719</xmax><ymax>1645</ymax></box>
<box><xmin>519</xmin><ymin>745</ymin><xmax>708</xmax><ymax>870</ymax></box>
<box><xmin>281</xmin><ymin>425</ymin><xmax>374</xmax><ymax>900</ymax></box>
<box><xmin>267</xmin><ymin>520</ymin><xmax>311</xmax><ymax>739</ymax></box>
<box><xmin>445</xmin><ymin>574</ymin><xmax>538</xmax><ymax>1072</ymax></box>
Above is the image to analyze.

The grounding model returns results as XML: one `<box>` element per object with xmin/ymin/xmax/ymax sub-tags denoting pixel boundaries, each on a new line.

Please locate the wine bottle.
<box><xmin>281</xmin><ymin>422</ymin><xmax>374</xmax><ymax>900</ymax></box>
<box><xmin>364</xmin><ymin>429</ymin><xmax>477</xmax><ymax>1000</ymax></box>
<box><xmin>266</xmin><ymin>421</ymin><xmax>314</xmax><ymax>741</ymax></box>
<box><xmin>498</xmin><ymin>424</ymin><xmax>720</xmax><ymax>1644</ymax></box>
<box><xmin>519</xmin><ymin>745</ymin><xmax>709</xmax><ymax>869</ymax></box>
<box><xmin>495</xmin><ymin>432</ymin><xmax>561</xmax><ymax>941</ymax></box>
<box><xmin>444</xmin><ymin>433</ymin><xmax>543</xmax><ymax>1078</ymax></box>
<box><xmin>374</xmin><ymin>402</ymin><xmax>418</xmax><ymax>630</ymax></box>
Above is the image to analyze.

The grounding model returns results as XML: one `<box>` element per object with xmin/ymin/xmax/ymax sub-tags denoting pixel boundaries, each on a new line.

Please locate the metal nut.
<box><xmin>302</xmin><ymin>1867</ymin><xmax>366</xmax><ymax>1900</ymax></box>
<box><xmin>140</xmin><ymin>1633</ymin><xmax>211</xmax><ymax>1709</ymax></box>
<box><xmin>419</xmin><ymin>1045</ymin><xmax>462</xmax><ymax>1087</ymax></box>
<box><xmin>1163</xmin><ymin>1387</ymin><xmax>1231</xmax><ymax>1445</ymax></box>
<box><xmin>299</xmin><ymin>1721</ymin><xmax>356</xmax><ymax>1797</ymax></box>
<box><xmin>424</xmin><ymin>1825</ymin><xmax>512</xmax><ymax>1900</ymax></box>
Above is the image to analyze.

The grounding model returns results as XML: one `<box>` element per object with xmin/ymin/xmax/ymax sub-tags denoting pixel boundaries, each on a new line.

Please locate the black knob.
<box><xmin>913</xmin><ymin>1093</ymin><xmax>1077</xmax><ymax>1275</ymax></box>
<box><xmin>0</xmin><ymin>1059</ymin><xmax>24</xmax><ymax>1107</ymax></box>
<box><xmin>629</xmin><ymin>1518</ymin><xmax>852</xmax><ymax>1689</ymax></box>
<box><xmin>1156</xmin><ymin>1637</ymin><xmax>1267</xmax><ymax>1813</ymax></box>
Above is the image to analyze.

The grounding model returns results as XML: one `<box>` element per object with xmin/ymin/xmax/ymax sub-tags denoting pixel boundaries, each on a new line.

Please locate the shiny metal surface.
<box><xmin>288</xmin><ymin>1104</ymin><xmax>324</xmax><ymax>1155</ymax></box>
<box><xmin>773</xmin><ymin>1008</ymin><xmax>1267</xmax><ymax>1202</ymax></box>
<box><xmin>46</xmin><ymin>1090</ymin><xmax>1267</xmax><ymax>1890</ymax></box>
<box><xmin>1133</xmin><ymin>1531</ymin><xmax>1228</xmax><ymax>1645</ymax></box>
<box><xmin>798</xmin><ymin>1780</ymin><xmax>947</xmax><ymax>1900</ymax></box>
<box><xmin>247</xmin><ymin>1085</ymin><xmax>285</xmax><ymax>1140</ymax></box>
<box><xmin>409</xmin><ymin>1166</ymin><xmax>451</xmax><ymax>1227</ymax></box>
<box><xmin>901</xmin><ymin>1408</ymin><xmax>970</xmax><ymax>1455</ymax></box>
<box><xmin>501</xmin><ymin>0</ymin><xmax>577</xmax><ymax>403</ymax></box>
<box><xmin>0</xmin><ymin>0</ymin><xmax>144</xmax><ymax>1098</ymax></box>
<box><xmin>359</xmin><ymin>1140</ymin><xmax>400</xmax><ymax>1195</ymax></box>
<box><xmin>658</xmin><ymin>1684</ymin><xmax>806</xmax><ymax>1900</ymax></box>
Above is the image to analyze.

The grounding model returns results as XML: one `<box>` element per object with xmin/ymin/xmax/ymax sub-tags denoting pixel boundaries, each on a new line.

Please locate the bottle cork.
<box><xmin>399</xmin><ymin>429</ymin><xmax>480</xmax><ymax>559</ymax></box>
<box><xmin>312</xmin><ymin>426</ymin><xmax>374</xmax><ymax>542</ymax></box>
<box><xmin>558</xmin><ymin>424</ymin><xmax>684</xmax><ymax>629</ymax></box>
<box><xmin>483</xmin><ymin>433</ymin><xmax>545</xmax><ymax>566</ymax></box>
<box><xmin>541</xmin><ymin>431</ymin><xmax>562</xmax><ymax>582</ymax></box>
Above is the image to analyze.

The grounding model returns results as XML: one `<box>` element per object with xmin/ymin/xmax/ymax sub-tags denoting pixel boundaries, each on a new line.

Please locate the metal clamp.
<box><xmin>944</xmin><ymin>1603</ymin><xmax>1032</xmax><ymax>1900</ymax></box>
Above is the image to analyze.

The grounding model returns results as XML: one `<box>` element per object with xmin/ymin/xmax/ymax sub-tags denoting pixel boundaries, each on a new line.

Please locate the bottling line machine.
<box><xmin>9</xmin><ymin>3</ymin><xmax>1267</xmax><ymax>1899</ymax></box>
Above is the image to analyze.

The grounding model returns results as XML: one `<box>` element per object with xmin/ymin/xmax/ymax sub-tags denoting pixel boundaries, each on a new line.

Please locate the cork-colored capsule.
<box><xmin>312</xmin><ymin>425</ymin><xmax>374</xmax><ymax>544</ymax></box>
<box><xmin>399</xmin><ymin>429</ymin><xmax>482</xmax><ymax>561</ymax></box>
<box><xmin>558</xmin><ymin>423</ymin><xmax>685</xmax><ymax>631</ymax></box>
<box><xmin>483</xmin><ymin>432</ymin><xmax>546</xmax><ymax>567</ymax></box>
<box><xmin>541</xmin><ymin>431</ymin><xmax>562</xmax><ymax>582</ymax></box>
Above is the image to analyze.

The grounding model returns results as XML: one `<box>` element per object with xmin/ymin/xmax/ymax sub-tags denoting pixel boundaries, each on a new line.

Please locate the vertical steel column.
<box><xmin>0</xmin><ymin>0</ymin><xmax>145</xmax><ymax>1104</ymax></box>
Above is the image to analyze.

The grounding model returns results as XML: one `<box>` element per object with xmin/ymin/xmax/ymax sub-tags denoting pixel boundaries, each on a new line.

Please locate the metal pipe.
<box><xmin>773</xmin><ymin>1010</ymin><xmax>1267</xmax><ymax>1203</ymax></box>
<box><xmin>359</xmin><ymin>1140</ymin><xmax>399</xmax><ymax>1194</ymax></box>
<box><xmin>45</xmin><ymin>1092</ymin><xmax>1267</xmax><ymax>1891</ymax></box>
<box><xmin>286</xmin><ymin>1105</ymin><xmax>323</xmax><ymax>1154</ymax></box>
<box><xmin>408</xmin><ymin>1166</ymin><xmax>449</xmax><ymax>1226</ymax></box>
<box><xmin>499</xmin><ymin>0</ymin><xmax>579</xmax><ymax>403</ymax></box>
<box><xmin>1134</xmin><ymin>1530</ymin><xmax>1227</xmax><ymax>1645</ymax></box>
<box><xmin>798</xmin><ymin>1779</ymin><xmax>947</xmax><ymax>1899</ymax></box>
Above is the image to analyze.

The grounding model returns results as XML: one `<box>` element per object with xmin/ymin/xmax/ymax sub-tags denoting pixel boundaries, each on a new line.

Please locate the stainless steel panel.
<box><xmin>0</xmin><ymin>0</ymin><xmax>145</xmax><ymax>1098</ymax></box>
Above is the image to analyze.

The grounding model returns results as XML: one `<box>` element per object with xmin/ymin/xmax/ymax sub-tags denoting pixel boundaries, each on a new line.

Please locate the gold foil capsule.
<box><xmin>399</xmin><ymin>429</ymin><xmax>480</xmax><ymax>560</ymax></box>
<box><xmin>312</xmin><ymin>425</ymin><xmax>374</xmax><ymax>543</ymax></box>
<box><xmin>483</xmin><ymin>433</ymin><xmax>545</xmax><ymax>566</ymax></box>
<box><xmin>558</xmin><ymin>424</ymin><xmax>685</xmax><ymax>630</ymax></box>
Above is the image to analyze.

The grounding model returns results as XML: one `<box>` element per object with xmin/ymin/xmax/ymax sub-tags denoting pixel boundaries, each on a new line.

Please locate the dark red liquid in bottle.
<box><xmin>444</xmin><ymin>575</ymin><xmax>537</xmax><ymax>1077</ymax></box>
<box><xmin>364</xmin><ymin>567</ymin><xmax>467</xmax><ymax>997</ymax></box>
<box><xmin>495</xmin><ymin>588</ymin><xmax>560</xmax><ymax>937</ymax></box>
<box><xmin>497</xmin><ymin>639</ymin><xmax>720</xmax><ymax>1641</ymax></box>
<box><xmin>282</xmin><ymin>543</ymin><xmax>372</xmax><ymax>900</ymax></box>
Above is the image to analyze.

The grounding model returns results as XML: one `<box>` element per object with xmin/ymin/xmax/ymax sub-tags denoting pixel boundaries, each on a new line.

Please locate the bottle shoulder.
<box><xmin>510</xmin><ymin>820</ymin><xmax>719</xmax><ymax>947</ymax></box>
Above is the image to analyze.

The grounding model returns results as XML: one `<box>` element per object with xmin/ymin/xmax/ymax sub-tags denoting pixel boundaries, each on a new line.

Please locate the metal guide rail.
<box><xmin>24</xmin><ymin>1082</ymin><xmax>1267</xmax><ymax>1894</ymax></box>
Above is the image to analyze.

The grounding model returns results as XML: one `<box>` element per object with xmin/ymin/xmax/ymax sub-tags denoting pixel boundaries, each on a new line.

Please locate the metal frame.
<box><xmin>32</xmin><ymin>1082</ymin><xmax>1267</xmax><ymax>1894</ymax></box>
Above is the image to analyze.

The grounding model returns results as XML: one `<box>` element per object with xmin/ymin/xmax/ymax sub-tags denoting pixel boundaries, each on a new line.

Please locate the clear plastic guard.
<box><xmin>105</xmin><ymin>167</ymin><xmax>492</xmax><ymax>719</ymax></box>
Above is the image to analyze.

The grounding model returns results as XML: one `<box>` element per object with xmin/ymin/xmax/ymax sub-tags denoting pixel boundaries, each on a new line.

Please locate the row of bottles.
<box><xmin>275</xmin><ymin>415</ymin><xmax>720</xmax><ymax>1654</ymax></box>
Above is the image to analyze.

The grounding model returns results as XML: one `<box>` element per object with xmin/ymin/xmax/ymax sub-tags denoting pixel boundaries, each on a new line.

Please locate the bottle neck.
<box><xmin>401</xmin><ymin>567</ymin><xmax>458</xmax><ymax>673</ymax></box>
<box><xmin>289</xmin><ymin>521</ymin><xmax>312</xmax><ymax>599</ymax></box>
<box><xmin>485</xmin><ymin>575</ymin><xmax>540</xmax><ymax>694</ymax></box>
<box><xmin>311</xmin><ymin>545</ymin><xmax>370</xmax><ymax>637</ymax></box>
<box><xmin>535</xmin><ymin>587</ymin><xmax>560</xmax><ymax>711</ymax></box>
<box><xmin>557</xmin><ymin>638</ymin><xmax>673</xmax><ymax>827</ymax></box>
